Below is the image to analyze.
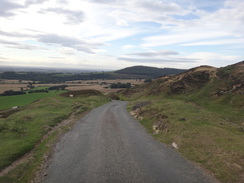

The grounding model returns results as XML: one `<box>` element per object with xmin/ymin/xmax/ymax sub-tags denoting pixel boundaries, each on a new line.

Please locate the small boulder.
<box><xmin>12</xmin><ymin>106</ymin><xmax>19</xmax><ymax>111</ymax></box>
<box><xmin>172</xmin><ymin>142</ymin><xmax>178</xmax><ymax>149</ymax></box>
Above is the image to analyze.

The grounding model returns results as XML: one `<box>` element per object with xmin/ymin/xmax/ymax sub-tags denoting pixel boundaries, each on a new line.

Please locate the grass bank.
<box><xmin>127</xmin><ymin>95</ymin><xmax>244</xmax><ymax>183</ymax></box>
<box><xmin>0</xmin><ymin>92</ymin><xmax>110</xmax><ymax>182</ymax></box>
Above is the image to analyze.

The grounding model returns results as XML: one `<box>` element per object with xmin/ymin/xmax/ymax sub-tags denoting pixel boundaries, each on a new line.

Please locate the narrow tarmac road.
<box><xmin>43</xmin><ymin>101</ymin><xmax>216</xmax><ymax>183</ymax></box>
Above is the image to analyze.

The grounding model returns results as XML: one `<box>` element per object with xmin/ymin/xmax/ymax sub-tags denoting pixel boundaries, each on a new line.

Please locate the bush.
<box><xmin>110</xmin><ymin>82</ymin><xmax>131</xmax><ymax>89</ymax></box>
<box><xmin>28</xmin><ymin>89</ymin><xmax>48</xmax><ymax>94</ymax></box>
<box><xmin>0</xmin><ymin>90</ymin><xmax>26</xmax><ymax>96</ymax></box>
<box><xmin>48</xmin><ymin>85</ymin><xmax>68</xmax><ymax>90</ymax></box>
<box><xmin>144</xmin><ymin>79</ymin><xmax>152</xmax><ymax>83</ymax></box>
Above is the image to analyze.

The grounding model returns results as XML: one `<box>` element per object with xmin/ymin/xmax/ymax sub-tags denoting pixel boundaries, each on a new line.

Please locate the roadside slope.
<box><xmin>118</xmin><ymin>61</ymin><xmax>244</xmax><ymax>183</ymax></box>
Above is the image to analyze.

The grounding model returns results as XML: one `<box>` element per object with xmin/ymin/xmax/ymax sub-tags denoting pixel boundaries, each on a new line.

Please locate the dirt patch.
<box><xmin>169</xmin><ymin>70</ymin><xmax>212</xmax><ymax>94</ymax></box>
<box><xmin>0</xmin><ymin>108</ymin><xmax>19</xmax><ymax>118</ymax></box>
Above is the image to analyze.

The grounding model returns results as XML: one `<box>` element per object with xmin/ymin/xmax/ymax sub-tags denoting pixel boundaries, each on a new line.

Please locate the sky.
<box><xmin>0</xmin><ymin>0</ymin><xmax>243</xmax><ymax>70</ymax></box>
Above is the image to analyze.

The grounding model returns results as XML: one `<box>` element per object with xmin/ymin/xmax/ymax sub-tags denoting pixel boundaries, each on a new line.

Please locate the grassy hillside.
<box><xmin>119</xmin><ymin>61</ymin><xmax>244</xmax><ymax>183</ymax></box>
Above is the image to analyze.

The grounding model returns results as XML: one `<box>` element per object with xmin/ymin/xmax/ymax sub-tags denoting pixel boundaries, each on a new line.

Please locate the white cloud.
<box><xmin>141</xmin><ymin>31</ymin><xmax>231</xmax><ymax>47</ymax></box>
<box><xmin>0</xmin><ymin>0</ymin><xmax>24</xmax><ymax>17</ymax></box>
<box><xmin>181</xmin><ymin>38</ymin><xmax>244</xmax><ymax>46</ymax></box>
<box><xmin>127</xmin><ymin>50</ymin><xmax>179</xmax><ymax>57</ymax></box>
<box><xmin>140</xmin><ymin>0</ymin><xmax>244</xmax><ymax>48</ymax></box>
<box><xmin>58</xmin><ymin>47</ymin><xmax>76</xmax><ymax>55</ymax></box>
<box><xmin>122</xmin><ymin>45</ymin><xmax>137</xmax><ymax>49</ymax></box>
<box><xmin>91</xmin><ymin>49</ymin><xmax>107</xmax><ymax>53</ymax></box>
<box><xmin>8</xmin><ymin>44</ymin><xmax>48</xmax><ymax>50</ymax></box>
<box><xmin>39</xmin><ymin>8</ymin><xmax>85</xmax><ymax>25</ymax></box>
<box><xmin>37</xmin><ymin>34</ymin><xmax>104</xmax><ymax>53</ymax></box>
<box><xmin>118</xmin><ymin>56</ymin><xmax>199</xmax><ymax>64</ymax></box>
<box><xmin>0</xmin><ymin>30</ymin><xmax>32</xmax><ymax>38</ymax></box>
<box><xmin>0</xmin><ymin>39</ymin><xmax>47</xmax><ymax>50</ymax></box>
<box><xmin>25</xmin><ymin>0</ymin><xmax>48</xmax><ymax>6</ymax></box>
<box><xmin>118</xmin><ymin>49</ymin><xmax>199</xmax><ymax>66</ymax></box>
<box><xmin>135</xmin><ymin>0</ymin><xmax>188</xmax><ymax>16</ymax></box>
<box><xmin>186</xmin><ymin>52</ymin><xmax>243</xmax><ymax>67</ymax></box>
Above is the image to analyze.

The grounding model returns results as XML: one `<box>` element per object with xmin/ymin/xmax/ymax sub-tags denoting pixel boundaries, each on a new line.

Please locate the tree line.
<box><xmin>0</xmin><ymin>85</ymin><xmax>68</xmax><ymax>96</ymax></box>
<box><xmin>0</xmin><ymin>72</ymin><xmax>114</xmax><ymax>83</ymax></box>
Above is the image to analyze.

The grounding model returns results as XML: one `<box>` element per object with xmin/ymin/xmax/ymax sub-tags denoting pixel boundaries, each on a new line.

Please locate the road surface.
<box><xmin>43</xmin><ymin>101</ymin><xmax>216</xmax><ymax>183</ymax></box>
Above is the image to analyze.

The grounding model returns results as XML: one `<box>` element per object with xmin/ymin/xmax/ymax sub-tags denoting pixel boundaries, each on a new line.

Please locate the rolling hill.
<box><xmin>123</xmin><ymin>61</ymin><xmax>244</xmax><ymax>100</ymax></box>
<box><xmin>115</xmin><ymin>65</ymin><xmax>186</xmax><ymax>78</ymax></box>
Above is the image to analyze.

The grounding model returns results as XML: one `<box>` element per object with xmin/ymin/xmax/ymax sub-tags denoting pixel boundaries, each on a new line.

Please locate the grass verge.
<box><xmin>127</xmin><ymin>96</ymin><xmax>244</xmax><ymax>183</ymax></box>
<box><xmin>0</xmin><ymin>93</ymin><xmax>110</xmax><ymax>182</ymax></box>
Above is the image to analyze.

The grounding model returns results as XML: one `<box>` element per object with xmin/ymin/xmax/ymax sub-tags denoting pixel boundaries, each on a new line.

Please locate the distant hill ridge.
<box><xmin>115</xmin><ymin>65</ymin><xmax>186</xmax><ymax>78</ymax></box>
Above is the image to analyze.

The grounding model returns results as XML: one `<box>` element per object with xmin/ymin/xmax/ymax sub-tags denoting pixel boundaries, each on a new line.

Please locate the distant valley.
<box><xmin>0</xmin><ymin>65</ymin><xmax>186</xmax><ymax>83</ymax></box>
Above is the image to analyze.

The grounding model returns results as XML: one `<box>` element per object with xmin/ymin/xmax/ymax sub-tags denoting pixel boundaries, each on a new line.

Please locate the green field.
<box><xmin>28</xmin><ymin>86</ymin><xmax>49</xmax><ymax>91</ymax></box>
<box><xmin>0</xmin><ymin>91</ymin><xmax>110</xmax><ymax>182</ymax></box>
<box><xmin>0</xmin><ymin>90</ymin><xmax>65</xmax><ymax>110</ymax></box>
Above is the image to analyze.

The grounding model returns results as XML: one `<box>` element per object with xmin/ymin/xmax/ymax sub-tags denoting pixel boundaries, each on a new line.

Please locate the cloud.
<box><xmin>181</xmin><ymin>38</ymin><xmax>244</xmax><ymax>46</ymax></box>
<box><xmin>0</xmin><ymin>53</ymin><xmax>3</xmax><ymax>59</ymax></box>
<box><xmin>127</xmin><ymin>50</ymin><xmax>179</xmax><ymax>57</ymax></box>
<box><xmin>92</xmin><ymin>49</ymin><xmax>107</xmax><ymax>53</ymax></box>
<box><xmin>0</xmin><ymin>39</ymin><xmax>19</xmax><ymax>46</ymax></box>
<box><xmin>8</xmin><ymin>44</ymin><xmax>48</xmax><ymax>50</ymax></box>
<box><xmin>118</xmin><ymin>57</ymin><xmax>199</xmax><ymax>63</ymax></box>
<box><xmin>57</xmin><ymin>0</ymin><xmax>68</xmax><ymax>4</ymax></box>
<box><xmin>49</xmin><ymin>56</ymin><xmax>65</xmax><ymax>59</ymax></box>
<box><xmin>122</xmin><ymin>45</ymin><xmax>137</xmax><ymax>49</ymax></box>
<box><xmin>39</xmin><ymin>8</ymin><xmax>85</xmax><ymax>25</ymax></box>
<box><xmin>87</xmin><ymin>0</ymin><xmax>188</xmax><ymax>27</ymax></box>
<box><xmin>186</xmin><ymin>52</ymin><xmax>244</xmax><ymax>67</ymax></box>
<box><xmin>0</xmin><ymin>0</ymin><xmax>23</xmax><ymax>17</ymax></box>
<box><xmin>0</xmin><ymin>30</ymin><xmax>32</xmax><ymax>38</ymax></box>
<box><xmin>119</xmin><ymin>48</ymin><xmax>215</xmax><ymax>66</ymax></box>
<box><xmin>138</xmin><ymin>0</ymin><xmax>244</xmax><ymax>48</ymax></box>
<box><xmin>0</xmin><ymin>39</ymin><xmax>47</xmax><ymax>50</ymax></box>
<box><xmin>141</xmin><ymin>30</ymin><xmax>232</xmax><ymax>47</ymax></box>
<box><xmin>87</xmin><ymin>0</ymin><xmax>121</xmax><ymax>4</ymax></box>
<box><xmin>38</xmin><ymin>34</ymin><xmax>104</xmax><ymax>53</ymax></box>
<box><xmin>135</xmin><ymin>0</ymin><xmax>187</xmax><ymax>15</ymax></box>
<box><xmin>25</xmin><ymin>0</ymin><xmax>48</xmax><ymax>6</ymax></box>
<box><xmin>58</xmin><ymin>47</ymin><xmax>76</xmax><ymax>55</ymax></box>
